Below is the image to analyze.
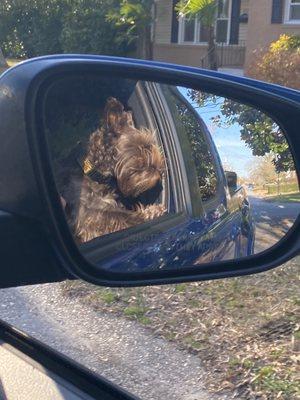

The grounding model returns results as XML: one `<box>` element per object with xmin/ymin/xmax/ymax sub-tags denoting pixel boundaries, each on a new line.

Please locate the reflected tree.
<box><xmin>161</xmin><ymin>85</ymin><xmax>218</xmax><ymax>201</ymax></box>
<box><xmin>188</xmin><ymin>90</ymin><xmax>295</xmax><ymax>173</ymax></box>
<box><xmin>248</xmin><ymin>154</ymin><xmax>279</xmax><ymax>186</ymax></box>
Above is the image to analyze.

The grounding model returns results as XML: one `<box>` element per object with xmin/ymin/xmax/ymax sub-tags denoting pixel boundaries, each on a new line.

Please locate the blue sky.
<box><xmin>178</xmin><ymin>87</ymin><xmax>258</xmax><ymax>178</ymax></box>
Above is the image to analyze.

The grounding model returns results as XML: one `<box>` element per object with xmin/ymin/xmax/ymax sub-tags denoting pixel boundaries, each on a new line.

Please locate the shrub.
<box><xmin>249</xmin><ymin>34</ymin><xmax>300</xmax><ymax>90</ymax></box>
<box><xmin>270</xmin><ymin>34</ymin><xmax>300</xmax><ymax>52</ymax></box>
<box><xmin>0</xmin><ymin>0</ymin><xmax>134</xmax><ymax>58</ymax></box>
<box><xmin>60</xmin><ymin>0</ymin><xmax>133</xmax><ymax>56</ymax></box>
<box><xmin>0</xmin><ymin>0</ymin><xmax>65</xmax><ymax>58</ymax></box>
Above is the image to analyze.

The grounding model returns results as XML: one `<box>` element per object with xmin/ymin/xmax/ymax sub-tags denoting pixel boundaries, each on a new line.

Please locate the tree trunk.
<box><xmin>136</xmin><ymin>25</ymin><xmax>152</xmax><ymax>60</ymax></box>
<box><xmin>0</xmin><ymin>48</ymin><xmax>7</xmax><ymax>68</ymax></box>
<box><xmin>208</xmin><ymin>26</ymin><xmax>217</xmax><ymax>70</ymax></box>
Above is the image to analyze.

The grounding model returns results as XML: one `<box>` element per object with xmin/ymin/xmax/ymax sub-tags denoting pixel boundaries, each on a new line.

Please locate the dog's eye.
<box><xmin>136</xmin><ymin>158</ymin><xmax>145</xmax><ymax>168</ymax></box>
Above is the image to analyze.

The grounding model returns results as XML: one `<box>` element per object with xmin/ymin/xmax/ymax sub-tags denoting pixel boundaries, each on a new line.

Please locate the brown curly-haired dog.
<box><xmin>62</xmin><ymin>97</ymin><xmax>166</xmax><ymax>242</ymax></box>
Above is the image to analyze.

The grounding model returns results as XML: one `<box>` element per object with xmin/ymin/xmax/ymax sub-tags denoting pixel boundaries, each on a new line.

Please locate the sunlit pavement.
<box><xmin>249</xmin><ymin>196</ymin><xmax>299</xmax><ymax>254</ymax></box>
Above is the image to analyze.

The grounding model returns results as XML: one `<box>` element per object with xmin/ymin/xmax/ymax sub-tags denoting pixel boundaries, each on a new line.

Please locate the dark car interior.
<box><xmin>44</xmin><ymin>76</ymin><xmax>170</xmax><ymax>244</ymax></box>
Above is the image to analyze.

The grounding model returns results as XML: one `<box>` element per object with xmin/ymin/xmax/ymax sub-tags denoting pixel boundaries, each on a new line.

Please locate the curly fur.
<box><xmin>63</xmin><ymin>97</ymin><xmax>166</xmax><ymax>242</ymax></box>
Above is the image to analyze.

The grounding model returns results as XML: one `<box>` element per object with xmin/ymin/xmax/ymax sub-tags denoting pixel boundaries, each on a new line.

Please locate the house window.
<box><xmin>216</xmin><ymin>0</ymin><xmax>230</xmax><ymax>43</ymax></box>
<box><xmin>285</xmin><ymin>0</ymin><xmax>300</xmax><ymax>23</ymax></box>
<box><xmin>178</xmin><ymin>0</ymin><xmax>231</xmax><ymax>44</ymax></box>
<box><xmin>183</xmin><ymin>16</ymin><xmax>197</xmax><ymax>42</ymax></box>
<box><xmin>179</xmin><ymin>16</ymin><xmax>211</xmax><ymax>43</ymax></box>
<box><xmin>198</xmin><ymin>25</ymin><xmax>210</xmax><ymax>42</ymax></box>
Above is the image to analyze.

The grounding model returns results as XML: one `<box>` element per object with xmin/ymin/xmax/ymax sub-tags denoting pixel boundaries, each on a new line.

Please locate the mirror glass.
<box><xmin>44</xmin><ymin>76</ymin><xmax>299</xmax><ymax>272</ymax></box>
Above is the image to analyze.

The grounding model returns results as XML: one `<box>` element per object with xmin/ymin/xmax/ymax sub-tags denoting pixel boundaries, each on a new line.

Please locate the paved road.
<box><xmin>249</xmin><ymin>196</ymin><xmax>299</xmax><ymax>254</ymax></box>
<box><xmin>0</xmin><ymin>283</ymin><xmax>230</xmax><ymax>400</ymax></box>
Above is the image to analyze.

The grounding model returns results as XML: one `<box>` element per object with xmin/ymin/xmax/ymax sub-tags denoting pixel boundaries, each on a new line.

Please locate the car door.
<box><xmin>147</xmin><ymin>82</ymin><xmax>247</xmax><ymax>264</ymax></box>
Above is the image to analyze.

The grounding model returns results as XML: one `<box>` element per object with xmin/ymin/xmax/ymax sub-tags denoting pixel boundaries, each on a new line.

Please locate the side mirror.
<box><xmin>225</xmin><ymin>171</ymin><xmax>238</xmax><ymax>194</ymax></box>
<box><xmin>0</xmin><ymin>56</ymin><xmax>299</xmax><ymax>289</ymax></box>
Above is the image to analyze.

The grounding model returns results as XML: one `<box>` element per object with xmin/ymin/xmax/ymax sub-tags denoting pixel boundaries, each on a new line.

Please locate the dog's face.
<box><xmin>115</xmin><ymin>130</ymin><xmax>165</xmax><ymax>198</ymax></box>
<box><xmin>103</xmin><ymin>97</ymin><xmax>165</xmax><ymax>198</ymax></box>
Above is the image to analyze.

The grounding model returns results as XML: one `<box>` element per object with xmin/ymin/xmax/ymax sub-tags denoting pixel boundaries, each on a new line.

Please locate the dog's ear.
<box><xmin>104</xmin><ymin>97</ymin><xmax>133</xmax><ymax>133</ymax></box>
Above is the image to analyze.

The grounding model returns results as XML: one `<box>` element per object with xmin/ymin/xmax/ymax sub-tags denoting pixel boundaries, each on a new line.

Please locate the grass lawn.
<box><xmin>0</xmin><ymin>58</ymin><xmax>22</xmax><ymax>74</ymax></box>
<box><xmin>61</xmin><ymin>260</ymin><xmax>300</xmax><ymax>400</ymax></box>
<box><xmin>265</xmin><ymin>192</ymin><xmax>300</xmax><ymax>203</ymax></box>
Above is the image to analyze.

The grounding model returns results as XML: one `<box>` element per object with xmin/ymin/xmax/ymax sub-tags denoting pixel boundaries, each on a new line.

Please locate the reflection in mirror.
<box><xmin>45</xmin><ymin>78</ymin><xmax>170</xmax><ymax>243</ymax></box>
<box><xmin>176</xmin><ymin>86</ymin><xmax>299</xmax><ymax>254</ymax></box>
<box><xmin>44</xmin><ymin>76</ymin><xmax>299</xmax><ymax>271</ymax></box>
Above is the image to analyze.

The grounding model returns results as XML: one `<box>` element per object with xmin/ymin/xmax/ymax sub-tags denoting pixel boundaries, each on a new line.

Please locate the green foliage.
<box><xmin>176</xmin><ymin>0</ymin><xmax>217</xmax><ymax>27</ymax></box>
<box><xmin>100</xmin><ymin>290</ymin><xmax>118</xmax><ymax>304</ymax></box>
<box><xmin>124</xmin><ymin>305</ymin><xmax>148</xmax><ymax>319</ymax></box>
<box><xmin>0</xmin><ymin>0</ymin><xmax>133</xmax><ymax>58</ymax></box>
<box><xmin>174</xmin><ymin>283</ymin><xmax>187</xmax><ymax>293</ymax></box>
<box><xmin>0</xmin><ymin>0</ymin><xmax>67</xmax><ymax>57</ymax></box>
<box><xmin>106</xmin><ymin>0</ymin><xmax>152</xmax><ymax>29</ymax></box>
<box><xmin>161</xmin><ymin>85</ymin><xmax>218</xmax><ymax>201</ymax></box>
<box><xmin>250</xmin><ymin>34</ymin><xmax>300</xmax><ymax>90</ymax></box>
<box><xmin>270</xmin><ymin>34</ymin><xmax>300</xmax><ymax>53</ymax></box>
<box><xmin>189</xmin><ymin>90</ymin><xmax>295</xmax><ymax>173</ymax></box>
<box><xmin>106</xmin><ymin>0</ymin><xmax>154</xmax><ymax>59</ymax></box>
<box><xmin>219</xmin><ymin>100</ymin><xmax>293</xmax><ymax>172</ymax></box>
<box><xmin>253</xmin><ymin>366</ymin><xmax>299</xmax><ymax>397</ymax></box>
<box><xmin>61</xmin><ymin>0</ymin><xmax>131</xmax><ymax>55</ymax></box>
<box><xmin>266</xmin><ymin>183</ymin><xmax>299</xmax><ymax>195</ymax></box>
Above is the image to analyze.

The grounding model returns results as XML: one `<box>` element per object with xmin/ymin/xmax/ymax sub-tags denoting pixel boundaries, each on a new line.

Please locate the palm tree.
<box><xmin>107</xmin><ymin>0</ymin><xmax>154</xmax><ymax>60</ymax></box>
<box><xmin>176</xmin><ymin>0</ymin><xmax>218</xmax><ymax>70</ymax></box>
<box><xmin>0</xmin><ymin>47</ymin><xmax>7</xmax><ymax>68</ymax></box>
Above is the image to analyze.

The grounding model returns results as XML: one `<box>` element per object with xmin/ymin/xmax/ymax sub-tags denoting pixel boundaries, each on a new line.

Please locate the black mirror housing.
<box><xmin>0</xmin><ymin>55</ymin><xmax>299</xmax><ymax>288</ymax></box>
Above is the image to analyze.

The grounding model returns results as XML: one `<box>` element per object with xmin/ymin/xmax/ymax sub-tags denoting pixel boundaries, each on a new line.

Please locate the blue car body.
<box><xmin>80</xmin><ymin>79</ymin><xmax>256</xmax><ymax>273</ymax></box>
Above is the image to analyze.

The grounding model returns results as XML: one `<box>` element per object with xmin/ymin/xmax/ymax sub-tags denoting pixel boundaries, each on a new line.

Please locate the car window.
<box><xmin>44</xmin><ymin>76</ymin><xmax>177</xmax><ymax>245</ymax></box>
<box><xmin>159</xmin><ymin>84</ymin><xmax>220</xmax><ymax>203</ymax></box>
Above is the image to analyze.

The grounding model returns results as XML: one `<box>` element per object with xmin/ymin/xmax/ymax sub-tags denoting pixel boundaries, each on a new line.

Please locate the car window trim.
<box><xmin>132</xmin><ymin>82</ymin><xmax>173</xmax><ymax>212</ymax></box>
<box><xmin>157</xmin><ymin>83</ymin><xmax>226</xmax><ymax>215</ymax></box>
<box><xmin>146</xmin><ymin>82</ymin><xmax>205</xmax><ymax>217</ymax></box>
